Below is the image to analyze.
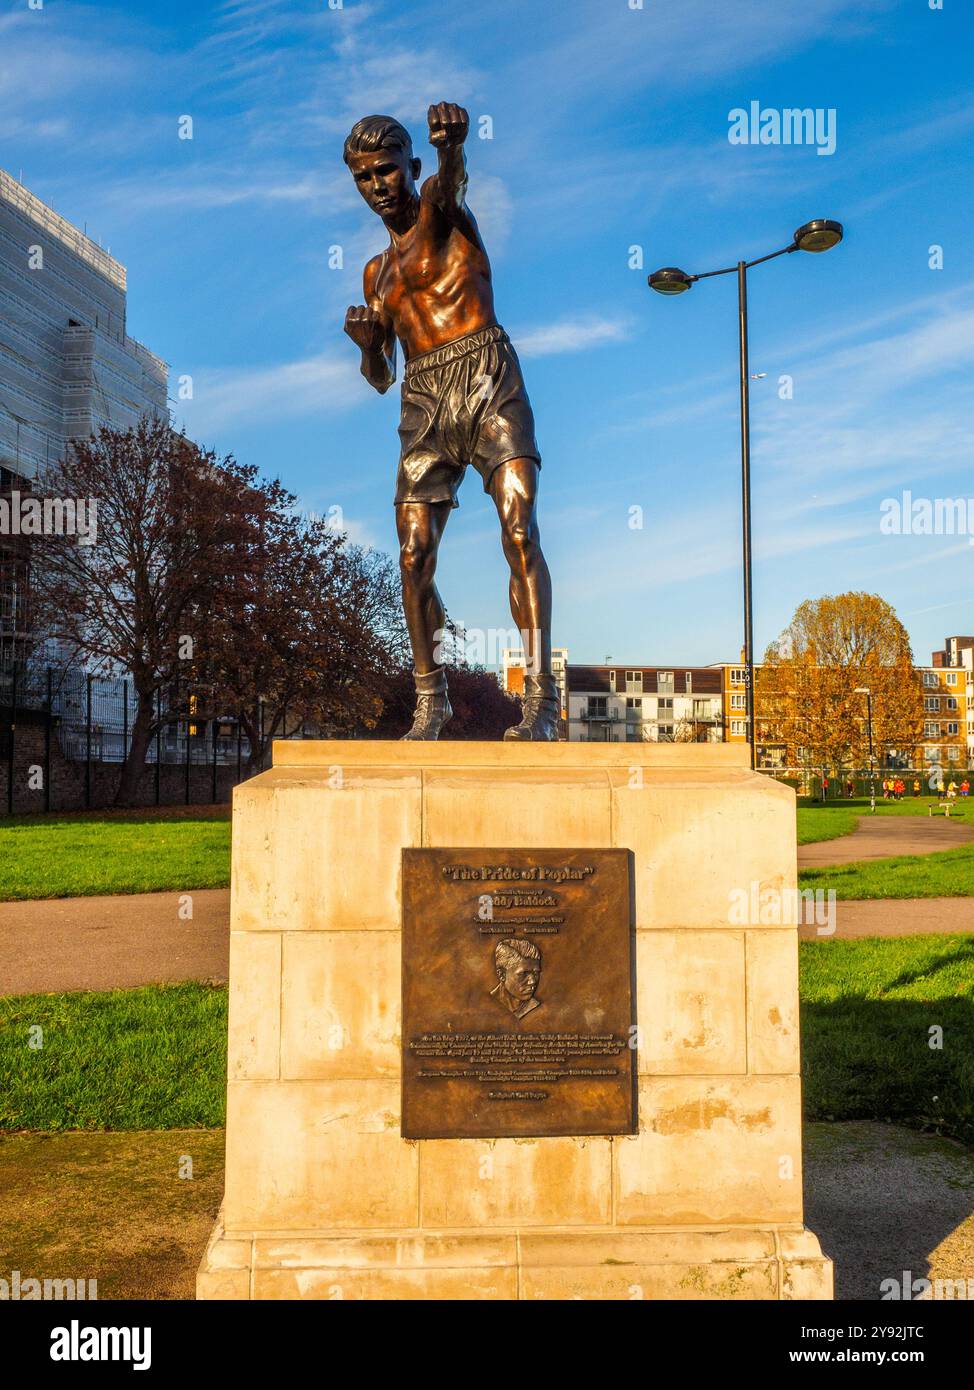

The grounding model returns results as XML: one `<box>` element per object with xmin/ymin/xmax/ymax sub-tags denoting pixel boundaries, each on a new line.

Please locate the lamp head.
<box><xmin>648</xmin><ymin>267</ymin><xmax>693</xmax><ymax>295</ymax></box>
<box><xmin>794</xmin><ymin>219</ymin><xmax>843</xmax><ymax>253</ymax></box>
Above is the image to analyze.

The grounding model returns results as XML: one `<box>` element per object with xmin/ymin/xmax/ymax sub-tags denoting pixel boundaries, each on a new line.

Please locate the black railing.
<box><xmin>0</xmin><ymin>659</ymin><xmax>268</xmax><ymax>814</ymax></box>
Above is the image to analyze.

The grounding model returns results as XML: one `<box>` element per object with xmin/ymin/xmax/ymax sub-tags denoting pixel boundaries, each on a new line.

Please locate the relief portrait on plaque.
<box><xmin>490</xmin><ymin>937</ymin><xmax>542</xmax><ymax>1020</ymax></box>
<box><xmin>343</xmin><ymin>102</ymin><xmax>557</xmax><ymax>742</ymax></box>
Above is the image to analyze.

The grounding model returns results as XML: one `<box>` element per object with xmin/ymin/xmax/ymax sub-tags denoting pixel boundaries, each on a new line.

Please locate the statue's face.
<box><xmin>499</xmin><ymin>958</ymin><xmax>540</xmax><ymax>1001</ymax></box>
<box><xmin>347</xmin><ymin>146</ymin><xmax>419</xmax><ymax>219</ymax></box>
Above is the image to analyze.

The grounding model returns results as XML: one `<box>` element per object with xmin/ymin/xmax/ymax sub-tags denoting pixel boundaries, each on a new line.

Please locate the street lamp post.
<box><xmin>854</xmin><ymin>686</ymin><xmax>876</xmax><ymax>812</ymax></box>
<box><xmin>648</xmin><ymin>219</ymin><xmax>843</xmax><ymax>771</ymax></box>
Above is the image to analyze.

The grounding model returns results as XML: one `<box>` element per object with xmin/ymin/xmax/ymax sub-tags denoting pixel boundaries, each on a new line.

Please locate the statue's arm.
<box><xmin>423</xmin><ymin>102</ymin><xmax>470</xmax><ymax>217</ymax></box>
<box><xmin>343</xmin><ymin>258</ymin><xmax>396</xmax><ymax>394</ymax></box>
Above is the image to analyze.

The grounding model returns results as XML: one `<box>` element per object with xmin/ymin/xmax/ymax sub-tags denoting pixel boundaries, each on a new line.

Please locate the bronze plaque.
<box><xmin>401</xmin><ymin>848</ymin><xmax>636</xmax><ymax>1140</ymax></box>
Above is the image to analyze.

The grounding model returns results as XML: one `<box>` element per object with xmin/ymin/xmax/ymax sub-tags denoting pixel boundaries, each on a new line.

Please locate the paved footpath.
<box><xmin>3</xmin><ymin>885</ymin><xmax>974</xmax><ymax>991</ymax></box>
<box><xmin>3</xmin><ymin>812</ymin><xmax>974</xmax><ymax>993</ymax></box>
<box><xmin>0</xmin><ymin>889</ymin><xmax>229</xmax><ymax>995</ymax></box>
<box><xmin>799</xmin><ymin>812</ymin><xmax>974</xmax><ymax>867</ymax></box>
<box><xmin>799</xmin><ymin>896</ymin><xmax>974</xmax><ymax>940</ymax></box>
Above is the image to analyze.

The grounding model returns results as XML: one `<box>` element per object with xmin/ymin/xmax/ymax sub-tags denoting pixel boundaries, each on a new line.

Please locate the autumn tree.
<box><xmin>757</xmin><ymin>592</ymin><xmax>924</xmax><ymax>774</ymax></box>
<box><xmin>30</xmin><ymin>418</ymin><xmax>257</xmax><ymax>805</ymax></box>
<box><xmin>192</xmin><ymin>486</ymin><xmax>408</xmax><ymax>773</ymax></box>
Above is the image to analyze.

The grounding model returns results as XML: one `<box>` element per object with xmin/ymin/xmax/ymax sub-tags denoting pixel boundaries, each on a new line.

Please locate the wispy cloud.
<box><xmin>98</xmin><ymin>168</ymin><xmax>348</xmax><ymax>215</ymax></box>
<box><xmin>513</xmin><ymin>315</ymin><xmax>631</xmax><ymax>358</ymax></box>
<box><xmin>176</xmin><ymin>353</ymin><xmax>366</xmax><ymax>436</ymax></box>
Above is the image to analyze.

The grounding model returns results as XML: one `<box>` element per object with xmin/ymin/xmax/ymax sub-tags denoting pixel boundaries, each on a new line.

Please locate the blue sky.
<box><xmin>3</xmin><ymin>0</ymin><xmax>973</xmax><ymax>667</ymax></box>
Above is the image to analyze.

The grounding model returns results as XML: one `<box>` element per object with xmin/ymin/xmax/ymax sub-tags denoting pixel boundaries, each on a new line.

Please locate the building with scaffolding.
<box><xmin>0</xmin><ymin>166</ymin><xmax>168</xmax><ymax>666</ymax></box>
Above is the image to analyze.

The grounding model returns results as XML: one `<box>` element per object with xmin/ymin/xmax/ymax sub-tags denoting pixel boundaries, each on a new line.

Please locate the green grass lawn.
<box><xmin>799</xmin><ymin>843</ymin><xmax>974</xmax><ymax>900</ymax></box>
<box><xmin>796</xmin><ymin>795</ymin><xmax>974</xmax><ymax>896</ymax></box>
<box><xmin>0</xmin><ymin>811</ymin><xmax>231</xmax><ymax>901</ymax></box>
<box><xmin>796</xmin><ymin>805</ymin><xmax>859</xmax><ymax>845</ymax></box>
<box><xmin>801</xmin><ymin>934</ymin><xmax>974</xmax><ymax>1145</ymax></box>
<box><xmin>0</xmin><ymin>984</ymin><xmax>227</xmax><ymax>1130</ymax></box>
<box><xmin>1</xmin><ymin>796</ymin><xmax>970</xmax><ymax>902</ymax></box>
<box><xmin>796</xmin><ymin>793</ymin><xmax>974</xmax><ymax>846</ymax></box>
<box><xmin>3</xmin><ymin>938</ymin><xmax>973</xmax><ymax>1146</ymax></box>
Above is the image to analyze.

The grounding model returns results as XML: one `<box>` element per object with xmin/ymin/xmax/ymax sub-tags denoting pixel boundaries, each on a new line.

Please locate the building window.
<box><xmin>924</xmin><ymin>722</ymin><xmax>940</xmax><ymax>738</ymax></box>
<box><xmin>730</xmin><ymin>719</ymin><xmax>746</xmax><ymax>735</ymax></box>
<box><xmin>625</xmin><ymin>671</ymin><xmax>642</xmax><ymax>693</ymax></box>
<box><xmin>685</xmin><ymin>671</ymin><xmax>692</xmax><ymax>691</ymax></box>
<box><xmin>731</xmin><ymin>693</ymin><xmax>746</xmax><ymax>710</ymax></box>
<box><xmin>947</xmin><ymin>722</ymin><xmax>959</xmax><ymax>736</ymax></box>
<box><xmin>947</xmin><ymin>672</ymin><xmax>958</xmax><ymax>686</ymax></box>
<box><xmin>924</xmin><ymin>697</ymin><xmax>941</xmax><ymax>712</ymax></box>
<box><xmin>586</xmin><ymin>697</ymin><xmax>607</xmax><ymax>719</ymax></box>
<box><xmin>946</xmin><ymin>697</ymin><xmax>958</xmax><ymax>711</ymax></box>
<box><xmin>948</xmin><ymin>746</ymin><xmax>961</xmax><ymax>761</ymax></box>
<box><xmin>923</xmin><ymin>672</ymin><xmax>939</xmax><ymax>687</ymax></box>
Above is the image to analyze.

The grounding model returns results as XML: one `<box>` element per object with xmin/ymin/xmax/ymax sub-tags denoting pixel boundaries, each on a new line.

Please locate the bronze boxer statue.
<box><xmin>343</xmin><ymin>102</ymin><xmax>557</xmax><ymax>740</ymax></box>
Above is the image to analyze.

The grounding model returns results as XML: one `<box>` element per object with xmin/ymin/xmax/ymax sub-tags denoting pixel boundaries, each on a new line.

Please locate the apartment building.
<box><xmin>921</xmin><ymin>636</ymin><xmax>974</xmax><ymax>770</ymax></box>
<box><xmin>715</xmin><ymin>661</ymin><xmax>750</xmax><ymax>744</ymax></box>
<box><xmin>567</xmin><ymin>665</ymin><xmax>724</xmax><ymax>743</ymax></box>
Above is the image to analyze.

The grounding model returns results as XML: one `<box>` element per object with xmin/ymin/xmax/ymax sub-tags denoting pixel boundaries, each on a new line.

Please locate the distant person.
<box><xmin>821</xmin><ymin>774</ymin><xmax>829</xmax><ymax>802</ymax></box>
<box><xmin>912</xmin><ymin>778</ymin><xmax>921</xmax><ymax>797</ymax></box>
<box><xmin>961</xmin><ymin>779</ymin><xmax>970</xmax><ymax>799</ymax></box>
<box><xmin>894</xmin><ymin>778</ymin><xmax>905</xmax><ymax>800</ymax></box>
<box><xmin>846</xmin><ymin>778</ymin><xmax>854</xmax><ymax>798</ymax></box>
<box><xmin>947</xmin><ymin>780</ymin><xmax>958</xmax><ymax>802</ymax></box>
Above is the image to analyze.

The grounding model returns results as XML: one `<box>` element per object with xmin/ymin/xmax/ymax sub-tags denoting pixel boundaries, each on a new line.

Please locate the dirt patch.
<box><xmin>0</xmin><ymin>1130</ymin><xmax>225</xmax><ymax>1300</ymax></box>
<box><xmin>0</xmin><ymin>1123</ymin><xmax>971</xmax><ymax>1300</ymax></box>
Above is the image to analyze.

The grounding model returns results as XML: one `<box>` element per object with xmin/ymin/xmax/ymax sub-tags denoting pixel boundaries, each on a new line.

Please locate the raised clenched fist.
<box><xmin>344</xmin><ymin>305</ymin><xmax>386</xmax><ymax>353</ymax></box>
<box><xmin>428</xmin><ymin>102</ymin><xmax>469</xmax><ymax>149</ymax></box>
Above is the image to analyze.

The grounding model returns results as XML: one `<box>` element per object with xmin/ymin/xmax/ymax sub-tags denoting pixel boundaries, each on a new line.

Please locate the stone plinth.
<box><xmin>197</xmin><ymin>740</ymin><xmax>832</xmax><ymax>1300</ymax></box>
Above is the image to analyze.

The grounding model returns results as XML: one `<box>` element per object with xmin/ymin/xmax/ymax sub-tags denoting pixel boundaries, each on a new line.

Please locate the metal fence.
<box><xmin>0</xmin><ymin>660</ymin><xmax>272</xmax><ymax>813</ymax></box>
<box><xmin>764</xmin><ymin>767</ymin><xmax>974</xmax><ymax>798</ymax></box>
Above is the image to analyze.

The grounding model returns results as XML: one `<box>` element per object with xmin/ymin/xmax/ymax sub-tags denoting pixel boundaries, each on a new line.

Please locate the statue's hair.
<box><xmin>343</xmin><ymin>115</ymin><xmax>413</xmax><ymax>166</ymax></box>
<box><xmin>495</xmin><ymin>938</ymin><xmax>541</xmax><ymax>971</ymax></box>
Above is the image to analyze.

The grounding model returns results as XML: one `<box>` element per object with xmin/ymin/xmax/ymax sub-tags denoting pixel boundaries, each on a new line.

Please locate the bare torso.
<box><xmin>367</xmin><ymin>180</ymin><xmax>497</xmax><ymax>360</ymax></box>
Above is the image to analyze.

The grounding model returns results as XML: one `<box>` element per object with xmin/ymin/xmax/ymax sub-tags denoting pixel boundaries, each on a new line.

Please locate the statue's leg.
<box><xmin>396</xmin><ymin>500</ymin><xmax>454</xmax><ymax>740</ymax></box>
<box><xmin>490</xmin><ymin>458</ymin><xmax>558</xmax><ymax>741</ymax></box>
